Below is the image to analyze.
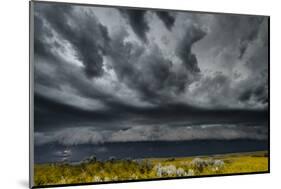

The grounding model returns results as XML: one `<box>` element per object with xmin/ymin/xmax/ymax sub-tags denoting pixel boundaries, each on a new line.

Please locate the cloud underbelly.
<box><xmin>34</xmin><ymin>123</ymin><xmax>268</xmax><ymax>146</ymax></box>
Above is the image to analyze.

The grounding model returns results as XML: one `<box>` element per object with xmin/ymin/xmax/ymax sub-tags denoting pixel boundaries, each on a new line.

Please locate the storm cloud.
<box><xmin>120</xmin><ymin>9</ymin><xmax>149</xmax><ymax>43</ymax></box>
<box><xmin>176</xmin><ymin>24</ymin><xmax>206</xmax><ymax>73</ymax></box>
<box><xmin>35</xmin><ymin>3</ymin><xmax>110</xmax><ymax>77</ymax></box>
<box><xmin>32</xmin><ymin>2</ymin><xmax>269</xmax><ymax>148</ymax></box>
<box><xmin>35</xmin><ymin>123</ymin><xmax>268</xmax><ymax>146</ymax></box>
<box><xmin>156</xmin><ymin>11</ymin><xmax>175</xmax><ymax>30</ymax></box>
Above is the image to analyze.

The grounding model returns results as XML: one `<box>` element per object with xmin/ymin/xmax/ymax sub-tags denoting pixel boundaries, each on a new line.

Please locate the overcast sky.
<box><xmin>33</xmin><ymin>2</ymin><xmax>269</xmax><ymax>146</ymax></box>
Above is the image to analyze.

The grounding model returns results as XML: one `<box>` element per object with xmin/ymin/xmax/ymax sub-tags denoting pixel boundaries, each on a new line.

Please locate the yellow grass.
<box><xmin>34</xmin><ymin>151</ymin><xmax>268</xmax><ymax>186</ymax></box>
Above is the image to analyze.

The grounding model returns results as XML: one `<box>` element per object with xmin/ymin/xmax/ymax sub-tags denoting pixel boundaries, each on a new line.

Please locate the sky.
<box><xmin>33</xmin><ymin>2</ymin><xmax>269</xmax><ymax>148</ymax></box>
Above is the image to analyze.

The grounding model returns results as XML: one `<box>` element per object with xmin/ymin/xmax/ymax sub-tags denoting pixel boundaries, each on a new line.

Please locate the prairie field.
<box><xmin>34</xmin><ymin>151</ymin><xmax>268</xmax><ymax>186</ymax></box>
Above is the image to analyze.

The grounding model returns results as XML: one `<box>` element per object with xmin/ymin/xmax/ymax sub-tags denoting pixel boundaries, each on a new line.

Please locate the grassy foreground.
<box><xmin>34</xmin><ymin>151</ymin><xmax>268</xmax><ymax>186</ymax></box>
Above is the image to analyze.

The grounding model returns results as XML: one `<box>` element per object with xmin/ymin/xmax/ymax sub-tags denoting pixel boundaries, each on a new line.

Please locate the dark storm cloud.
<box><xmin>236</xmin><ymin>17</ymin><xmax>268</xmax><ymax>107</ymax></box>
<box><xmin>34</xmin><ymin>91</ymin><xmax>268</xmax><ymax>145</ymax></box>
<box><xmin>107</xmin><ymin>26</ymin><xmax>206</xmax><ymax>103</ymax></box>
<box><xmin>34</xmin><ymin>13</ymin><xmax>62</xmax><ymax>64</ymax></box>
<box><xmin>238</xmin><ymin>17</ymin><xmax>264</xmax><ymax>59</ymax></box>
<box><xmin>189</xmin><ymin>72</ymin><xmax>231</xmax><ymax>106</ymax></box>
<box><xmin>35</xmin><ymin>3</ymin><xmax>110</xmax><ymax>77</ymax></box>
<box><xmin>34</xmin><ymin>76</ymin><xmax>268</xmax><ymax>132</ymax></box>
<box><xmin>176</xmin><ymin>25</ymin><xmax>206</xmax><ymax>73</ymax></box>
<box><xmin>120</xmin><ymin>9</ymin><xmax>149</xmax><ymax>43</ymax></box>
<box><xmin>188</xmin><ymin>14</ymin><xmax>268</xmax><ymax>109</ymax></box>
<box><xmin>34</xmin><ymin>15</ymin><xmax>51</xmax><ymax>59</ymax></box>
<box><xmin>156</xmin><ymin>11</ymin><xmax>175</xmax><ymax>30</ymax></box>
<box><xmin>33</xmin><ymin>2</ymin><xmax>269</xmax><ymax>148</ymax></box>
<box><xmin>34</xmin><ymin>93</ymin><xmax>123</xmax><ymax>132</ymax></box>
<box><xmin>34</xmin><ymin>3</ymin><xmax>268</xmax><ymax>112</ymax></box>
<box><xmin>206</xmin><ymin>15</ymin><xmax>266</xmax><ymax>60</ymax></box>
<box><xmin>35</xmin><ymin>122</ymin><xmax>268</xmax><ymax>145</ymax></box>
<box><xmin>238</xmin><ymin>84</ymin><xmax>268</xmax><ymax>105</ymax></box>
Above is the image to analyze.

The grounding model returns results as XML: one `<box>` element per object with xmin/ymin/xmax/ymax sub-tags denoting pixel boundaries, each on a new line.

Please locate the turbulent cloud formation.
<box><xmin>106</xmin><ymin>23</ymin><xmax>207</xmax><ymax>103</ymax></box>
<box><xmin>156</xmin><ymin>11</ymin><xmax>175</xmax><ymax>30</ymax></box>
<box><xmin>238</xmin><ymin>17</ymin><xmax>264</xmax><ymax>59</ymax></box>
<box><xmin>176</xmin><ymin>24</ymin><xmax>206</xmax><ymax>73</ymax></box>
<box><xmin>108</xmin><ymin>34</ymin><xmax>191</xmax><ymax>102</ymax></box>
<box><xmin>120</xmin><ymin>9</ymin><xmax>149</xmax><ymax>43</ymax></box>
<box><xmin>33</xmin><ymin>2</ymin><xmax>269</xmax><ymax>149</ymax></box>
<box><xmin>35</xmin><ymin>3</ymin><xmax>110</xmax><ymax>77</ymax></box>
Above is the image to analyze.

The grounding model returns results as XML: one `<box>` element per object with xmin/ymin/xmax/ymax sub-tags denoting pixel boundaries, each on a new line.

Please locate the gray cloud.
<box><xmin>107</xmin><ymin>25</ymin><xmax>206</xmax><ymax>104</ymax></box>
<box><xmin>187</xmin><ymin>14</ymin><xmax>268</xmax><ymax>109</ymax></box>
<box><xmin>120</xmin><ymin>9</ymin><xmax>149</xmax><ymax>43</ymax></box>
<box><xmin>176</xmin><ymin>24</ymin><xmax>207</xmax><ymax>73</ymax></box>
<box><xmin>34</xmin><ymin>15</ymin><xmax>55</xmax><ymax>61</ymax></box>
<box><xmin>34</xmin><ymin>3</ymin><xmax>268</xmax><ymax>112</ymax></box>
<box><xmin>156</xmin><ymin>11</ymin><xmax>175</xmax><ymax>30</ymax></box>
<box><xmin>35</xmin><ymin>3</ymin><xmax>110</xmax><ymax>78</ymax></box>
<box><xmin>35</xmin><ymin>123</ymin><xmax>267</xmax><ymax>146</ymax></box>
<box><xmin>238</xmin><ymin>17</ymin><xmax>265</xmax><ymax>59</ymax></box>
<box><xmin>33</xmin><ymin>2</ymin><xmax>269</xmax><ymax>147</ymax></box>
<box><xmin>185</xmin><ymin>70</ymin><xmax>268</xmax><ymax>109</ymax></box>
